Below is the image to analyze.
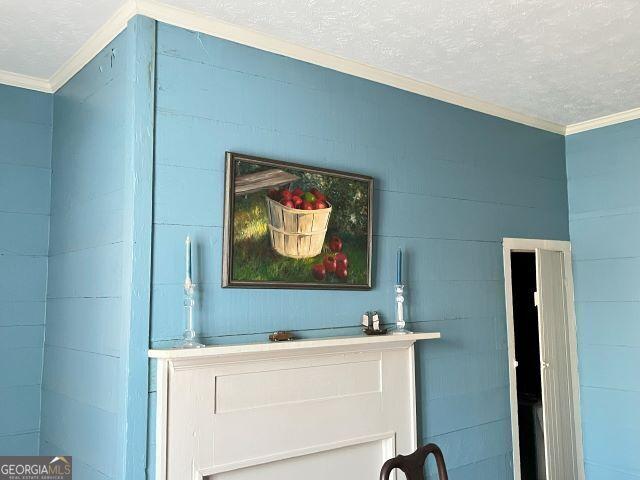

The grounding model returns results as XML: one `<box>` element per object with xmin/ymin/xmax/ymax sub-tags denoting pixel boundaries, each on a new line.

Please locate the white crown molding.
<box><xmin>0</xmin><ymin>69</ymin><xmax>52</xmax><ymax>93</ymax></box>
<box><xmin>48</xmin><ymin>1</ymin><xmax>137</xmax><ymax>92</ymax></box>
<box><xmin>1</xmin><ymin>0</ymin><xmax>639</xmax><ymax>136</ymax></box>
<box><xmin>136</xmin><ymin>0</ymin><xmax>566</xmax><ymax>134</ymax></box>
<box><xmin>564</xmin><ymin>106</ymin><xmax>640</xmax><ymax>135</ymax></box>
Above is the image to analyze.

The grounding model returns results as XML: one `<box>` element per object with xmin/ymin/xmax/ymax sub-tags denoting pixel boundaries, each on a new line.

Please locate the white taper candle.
<box><xmin>185</xmin><ymin>236</ymin><xmax>192</xmax><ymax>283</ymax></box>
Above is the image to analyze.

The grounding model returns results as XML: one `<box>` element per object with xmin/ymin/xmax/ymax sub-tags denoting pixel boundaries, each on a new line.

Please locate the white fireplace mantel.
<box><xmin>149</xmin><ymin>332</ymin><xmax>440</xmax><ymax>361</ymax></box>
<box><xmin>150</xmin><ymin>332</ymin><xmax>440</xmax><ymax>480</ymax></box>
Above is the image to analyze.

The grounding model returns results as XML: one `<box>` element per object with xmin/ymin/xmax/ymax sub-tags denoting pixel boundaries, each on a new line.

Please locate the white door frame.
<box><xmin>502</xmin><ymin>237</ymin><xmax>585</xmax><ymax>480</ymax></box>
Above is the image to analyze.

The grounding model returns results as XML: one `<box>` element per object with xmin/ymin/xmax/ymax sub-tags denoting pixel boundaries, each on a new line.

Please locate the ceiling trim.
<box><xmin>0</xmin><ymin>69</ymin><xmax>51</xmax><ymax>93</ymax></box>
<box><xmin>564</xmin><ymin>107</ymin><xmax>640</xmax><ymax>135</ymax></box>
<box><xmin>137</xmin><ymin>0</ymin><xmax>565</xmax><ymax>134</ymax></box>
<box><xmin>0</xmin><ymin>0</ymin><xmax>567</xmax><ymax>134</ymax></box>
<box><xmin>48</xmin><ymin>1</ymin><xmax>137</xmax><ymax>92</ymax></box>
<box><xmin>1</xmin><ymin>0</ymin><xmax>638</xmax><ymax>136</ymax></box>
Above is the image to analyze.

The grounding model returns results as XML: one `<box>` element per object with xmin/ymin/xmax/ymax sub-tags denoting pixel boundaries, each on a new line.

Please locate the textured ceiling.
<box><xmin>0</xmin><ymin>0</ymin><xmax>126</xmax><ymax>78</ymax></box>
<box><xmin>2</xmin><ymin>0</ymin><xmax>640</xmax><ymax>125</ymax></box>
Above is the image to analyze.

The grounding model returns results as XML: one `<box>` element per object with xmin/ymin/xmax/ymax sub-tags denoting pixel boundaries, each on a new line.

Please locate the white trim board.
<box><xmin>48</xmin><ymin>1</ymin><xmax>137</xmax><ymax>92</ymax></box>
<box><xmin>135</xmin><ymin>0</ymin><xmax>564</xmax><ymax>135</ymax></box>
<box><xmin>0</xmin><ymin>69</ymin><xmax>51</xmax><ymax>93</ymax></box>
<box><xmin>564</xmin><ymin>106</ymin><xmax>640</xmax><ymax>135</ymax></box>
<box><xmin>0</xmin><ymin>0</ymin><xmax>637</xmax><ymax>135</ymax></box>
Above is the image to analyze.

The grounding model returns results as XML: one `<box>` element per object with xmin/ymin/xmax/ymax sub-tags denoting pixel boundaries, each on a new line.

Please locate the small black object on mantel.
<box><xmin>269</xmin><ymin>331</ymin><xmax>295</xmax><ymax>342</ymax></box>
<box><xmin>362</xmin><ymin>311</ymin><xmax>387</xmax><ymax>335</ymax></box>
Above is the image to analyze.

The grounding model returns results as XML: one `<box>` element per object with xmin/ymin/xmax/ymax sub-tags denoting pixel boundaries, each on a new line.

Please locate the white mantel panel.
<box><xmin>152</xmin><ymin>333</ymin><xmax>439</xmax><ymax>480</ymax></box>
<box><xmin>214</xmin><ymin>357</ymin><xmax>382</xmax><ymax>414</ymax></box>
<box><xmin>211</xmin><ymin>437</ymin><xmax>391</xmax><ymax>479</ymax></box>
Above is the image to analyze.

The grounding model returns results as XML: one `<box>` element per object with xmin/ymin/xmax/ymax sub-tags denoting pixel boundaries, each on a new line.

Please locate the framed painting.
<box><xmin>222</xmin><ymin>152</ymin><xmax>373</xmax><ymax>289</ymax></box>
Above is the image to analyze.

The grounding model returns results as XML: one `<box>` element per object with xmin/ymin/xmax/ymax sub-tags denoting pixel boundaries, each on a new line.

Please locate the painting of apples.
<box><xmin>222</xmin><ymin>152</ymin><xmax>373</xmax><ymax>289</ymax></box>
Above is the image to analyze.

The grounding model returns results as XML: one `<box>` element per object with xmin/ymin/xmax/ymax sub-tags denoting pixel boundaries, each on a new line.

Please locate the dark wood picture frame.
<box><xmin>222</xmin><ymin>152</ymin><xmax>373</xmax><ymax>290</ymax></box>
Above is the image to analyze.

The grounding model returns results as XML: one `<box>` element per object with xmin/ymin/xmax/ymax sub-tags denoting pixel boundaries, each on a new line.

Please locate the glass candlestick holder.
<box><xmin>391</xmin><ymin>284</ymin><xmax>412</xmax><ymax>335</ymax></box>
<box><xmin>176</xmin><ymin>279</ymin><xmax>204</xmax><ymax>348</ymax></box>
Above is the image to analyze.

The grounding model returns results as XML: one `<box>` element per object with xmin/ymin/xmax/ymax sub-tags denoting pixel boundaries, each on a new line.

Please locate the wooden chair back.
<box><xmin>379</xmin><ymin>443</ymin><xmax>448</xmax><ymax>480</ymax></box>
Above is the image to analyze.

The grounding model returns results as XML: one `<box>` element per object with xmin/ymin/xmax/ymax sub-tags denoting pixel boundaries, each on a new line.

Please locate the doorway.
<box><xmin>502</xmin><ymin>239</ymin><xmax>585</xmax><ymax>480</ymax></box>
<box><xmin>511</xmin><ymin>252</ymin><xmax>545</xmax><ymax>479</ymax></box>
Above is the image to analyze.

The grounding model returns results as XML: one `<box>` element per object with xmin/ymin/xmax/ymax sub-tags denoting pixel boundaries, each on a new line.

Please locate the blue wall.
<box><xmin>0</xmin><ymin>84</ymin><xmax>52</xmax><ymax>454</ymax></box>
<box><xmin>147</xmin><ymin>22</ymin><xmax>569</xmax><ymax>479</ymax></box>
<box><xmin>566</xmin><ymin>121</ymin><xmax>640</xmax><ymax>479</ymax></box>
<box><xmin>40</xmin><ymin>17</ymin><xmax>154</xmax><ymax>480</ymax></box>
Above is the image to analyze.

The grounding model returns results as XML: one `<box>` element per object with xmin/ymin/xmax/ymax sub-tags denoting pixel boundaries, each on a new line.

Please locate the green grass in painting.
<box><xmin>232</xmin><ymin>193</ymin><xmax>368</xmax><ymax>285</ymax></box>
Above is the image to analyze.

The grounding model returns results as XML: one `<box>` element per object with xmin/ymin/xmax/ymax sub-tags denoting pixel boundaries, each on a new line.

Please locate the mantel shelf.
<box><xmin>148</xmin><ymin>331</ymin><xmax>441</xmax><ymax>360</ymax></box>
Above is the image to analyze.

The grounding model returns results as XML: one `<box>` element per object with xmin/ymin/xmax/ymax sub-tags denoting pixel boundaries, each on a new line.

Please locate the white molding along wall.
<box><xmin>2</xmin><ymin>0</ymin><xmax>638</xmax><ymax>134</ymax></box>
<box><xmin>48</xmin><ymin>1</ymin><xmax>137</xmax><ymax>92</ymax></box>
<box><xmin>501</xmin><ymin>238</ymin><xmax>584</xmax><ymax>480</ymax></box>
<box><xmin>564</xmin><ymin>106</ymin><xmax>640</xmax><ymax>135</ymax></box>
<box><xmin>133</xmin><ymin>2</ymin><xmax>563</xmax><ymax>135</ymax></box>
<box><xmin>4</xmin><ymin>0</ymin><xmax>638</xmax><ymax>135</ymax></box>
<box><xmin>0</xmin><ymin>69</ymin><xmax>51</xmax><ymax>93</ymax></box>
<box><xmin>149</xmin><ymin>332</ymin><xmax>439</xmax><ymax>480</ymax></box>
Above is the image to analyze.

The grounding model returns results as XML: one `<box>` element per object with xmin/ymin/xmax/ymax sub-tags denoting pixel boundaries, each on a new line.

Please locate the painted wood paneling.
<box><xmin>0</xmin><ymin>302</ymin><xmax>45</xmax><ymax>328</ymax></box>
<box><xmin>0</xmin><ymin>86</ymin><xmax>51</xmax><ymax>124</ymax></box>
<box><xmin>39</xmin><ymin>18</ymin><xmax>156</xmax><ymax>480</ymax></box>
<box><xmin>148</xmin><ymin>21</ymin><xmax>569</xmax><ymax>479</ymax></box>
<box><xmin>0</xmin><ymin>84</ymin><xmax>51</xmax><ymax>454</ymax></box>
<box><xmin>567</xmin><ymin>119</ymin><xmax>640</xmax><ymax>479</ymax></box>
<box><xmin>46</xmin><ymin>244</ymin><xmax>124</xmax><ymax>299</ymax></box>
<box><xmin>39</xmin><ymin>16</ymin><xmax>156</xmax><ymax>479</ymax></box>
<box><xmin>41</xmin><ymin>390</ymin><xmax>119</xmax><ymax>477</ymax></box>
<box><xmin>0</xmin><ymin>256</ymin><xmax>48</xmax><ymax>302</ymax></box>
<box><xmin>47</xmin><ymin>189</ymin><xmax>124</xmax><ymax>255</ymax></box>
<box><xmin>422</xmin><ymin>386</ymin><xmax>510</xmax><ymax>438</ymax></box>
<box><xmin>424</xmin><ymin>418</ymin><xmax>512</xmax><ymax>474</ymax></box>
<box><xmin>0</xmin><ymin>119</ymin><xmax>52</xmax><ymax>169</ymax></box>
<box><xmin>0</xmin><ymin>325</ymin><xmax>44</xmax><ymax>349</ymax></box>
<box><xmin>0</xmin><ymin>432</ymin><xmax>39</xmax><ymax>455</ymax></box>
<box><xmin>573</xmin><ymin>258</ymin><xmax>640</xmax><ymax>302</ymax></box>
<box><xmin>0</xmin><ymin>348</ymin><xmax>45</xmax><ymax>388</ymax></box>
<box><xmin>0</xmin><ymin>385</ymin><xmax>41</xmax><ymax>435</ymax></box>
<box><xmin>575</xmin><ymin>302</ymin><xmax>640</xmax><ymax>348</ymax></box>
<box><xmin>0</xmin><ymin>164</ymin><xmax>50</xmax><ymax>215</ymax></box>
<box><xmin>570</xmin><ymin>212</ymin><xmax>640</xmax><ymax>261</ymax></box>
<box><xmin>42</xmin><ymin>346</ymin><xmax>120</xmax><ymax>413</ymax></box>
<box><xmin>118</xmin><ymin>16</ymin><xmax>156</xmax><ymax>480</ymax></box>
<box><xmin>0</xmin><ymin>212</ymin><xmax>50</xmax><ymax>256</ymax></box>
<box><xmin>44</xmin><ymin>298</ymin><xmax>122</xmax><ymax>356</ymax></box>
<box><xmin>41</xmin><ymin>439</ymin><xmax>112</xmax><ymax>480</ymax></box>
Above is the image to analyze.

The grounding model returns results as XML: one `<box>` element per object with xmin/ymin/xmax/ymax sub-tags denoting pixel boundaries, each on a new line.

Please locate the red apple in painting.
<box><xmin>323</xmin><ymin>255</ymin><xmax>337</xmax><ymax>273</ymax></box>
<box><xmin>329</xmin><ymin>235</ymin><xmax>343</xmax><ymax>252</ymax></box>
<box><xmin>280</xmin><ymin>198</ymin><xmax>295</xmax><ymax>208</ymax></box>
<box><xmin>314</xmin><ymin>200</ymin><xmax>328</xmax><ymax>209</ymax></box>
<box><xmin>312</xmin><ymin>263</ymin><xmax>326</xmax><ymax>280</ymax></box>
<box><xmin>280</xmin><ymin>189</ymin><xmax>292</xmax><ymax>201</ymax></box>
<box><xmin>336</xmin><ymin>265</ymin><xmax>348</xmax><ymax>280</ymax></box>
<box><xmin>292</xmin><ymin>187</ymin><xmax>304</xmax><ymax>197</ymax></box>
<box><xmin>335</xmin><ymin>252</ymin><xmax>348</xmax><ymax>269</ymax></box>
<box><xmin>292</xmin><ymin>195</ymin><xmax>303</xmax><ymax>207</ymax></box>
<box><xmin>314</xmin><ymin>192</ymin><xmax>326</xmax><ymax>202</ymax></box>
<box><xmin>301</xmin><ymin>201</ymin><xmax>314</xmax><ymax>210</ymax></box>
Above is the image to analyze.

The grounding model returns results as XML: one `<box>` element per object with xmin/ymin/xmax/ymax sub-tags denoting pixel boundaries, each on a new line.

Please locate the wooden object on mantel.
<box><xmin>149</xmin><ymin>332</ymin><xmax>440</xmax><ymax>480</ymax></box>
<box><xmin>235</xmin><ymin>168</ymin><xmax>299</xmax><ymax>195</ymax></box>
